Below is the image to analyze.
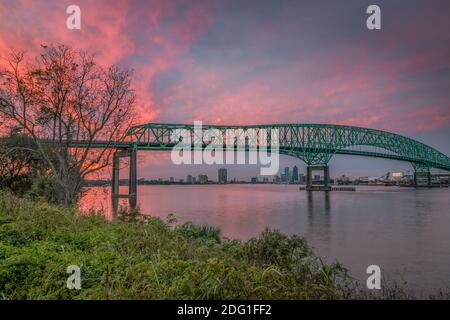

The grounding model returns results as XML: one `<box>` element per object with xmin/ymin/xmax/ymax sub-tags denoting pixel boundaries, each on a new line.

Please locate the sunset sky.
<box><xmin>1</xmin><ymin>0</ymin><xmax>449</xmax><ymax>179</ymax></box>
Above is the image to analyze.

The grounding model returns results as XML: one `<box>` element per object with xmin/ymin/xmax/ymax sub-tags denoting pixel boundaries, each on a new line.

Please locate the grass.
<box><xmin>2</xmin><ymin>191</ymin><xmax>446</xmax><ymax>300</ymax></box>
<box><xmin>0</xmin><ymin>191</ymin><xmax>358</xmax><ymax>300</ymax></box>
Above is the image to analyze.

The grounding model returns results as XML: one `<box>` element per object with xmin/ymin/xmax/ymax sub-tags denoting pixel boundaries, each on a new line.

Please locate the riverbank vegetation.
<box><xmin>0</xmin><ymin>191</ymin><xmax>358</xmax><ymax>299</ymax></box>
<box><xmin>1</xmin><ymin>191</ymin><xmax>448</xmax><ymax>299</ymax></box>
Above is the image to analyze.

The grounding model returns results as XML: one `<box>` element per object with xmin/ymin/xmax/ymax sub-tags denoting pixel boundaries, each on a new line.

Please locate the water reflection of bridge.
<box><xmin>69</xmin><ymin>123</ymin><xmax>450</xmax><ymax>208</ymax></box>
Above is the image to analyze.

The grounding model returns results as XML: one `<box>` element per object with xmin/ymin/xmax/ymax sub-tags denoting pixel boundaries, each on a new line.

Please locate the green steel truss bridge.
<box><xmin>122</xmin><ymin>123</ymin><xmax>450</xmax><ymax>171</ymax></box>
<box><xmin>63</xmin><ymin>122</ymin><xmax>450</xmax><ymax>205</ymax></box>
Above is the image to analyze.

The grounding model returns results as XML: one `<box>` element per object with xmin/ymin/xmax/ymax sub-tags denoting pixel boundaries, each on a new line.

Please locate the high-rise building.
<box><xmin>284</xmin><ymin>167</ymin><xmax>290</xmax><ymax>181</ymax></box>
<box><xmin>292</xmin><ymin>166</ymin><xmax>299</xmax><ymax>182</ymax></box>
<box><xmin>218</xmin><ymin>168</ymin><xmax>227</xmax><ymax>184</ymax></box>
<box><xmin>299</xmin><ymin>173</ymin><xmax>306</xmax><ymax>184</ymax></box>
<box><xmin>198</xmin><ymin>174</ymin><xmax>208</xmax><ymax>184</ymax></box>
<box><xmin>281</xmin><ymin>167</ymin><xmax>292</xmax><ymax>183</ymax></box>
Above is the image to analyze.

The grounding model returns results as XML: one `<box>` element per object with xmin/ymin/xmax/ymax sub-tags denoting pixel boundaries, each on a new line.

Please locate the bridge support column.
<box><xmin>306</xmin><ymin>165</ymin><xmax>331</xmax><ymax>191</ymax></box>
<box><xmin>129</xmin><ymin>148</ymin><xmax>137</xmax><ymax>208</ymax></box>
<box><xmin>414</xmin><ymin>171</ymin><xmax>431</xmax><ymax>188</ymax></box>
<box><xmin>112</xmin><ymin>151</ymin><xmax>120</xmax><ymax>211</ymax></box>
<box><xmin>111</xmin><ymin>148</ymin><xmax>138</xmax><ymax>212</ymax></box>
<box><xmin>412</xmin><ymin>163</ymin><xmax>432</xmax><ymax>188</ymax></box>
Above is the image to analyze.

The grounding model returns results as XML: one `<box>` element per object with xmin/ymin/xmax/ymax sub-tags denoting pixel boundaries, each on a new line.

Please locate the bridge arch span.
<box><xmin>99</xmin><ymin>122</ymin><xmax>450</xmax><ymax>204</ymax></box>
<box><xmin>126</xmin><ymin>123</ymin><xmax>450</xmax><ymax>172</ymax></box>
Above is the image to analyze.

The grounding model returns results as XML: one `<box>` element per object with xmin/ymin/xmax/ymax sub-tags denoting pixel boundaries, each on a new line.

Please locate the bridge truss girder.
<box><xmin>125</xmin><ymin>123</ymin><xmax>450</xmax><ymax>172</ymax></box>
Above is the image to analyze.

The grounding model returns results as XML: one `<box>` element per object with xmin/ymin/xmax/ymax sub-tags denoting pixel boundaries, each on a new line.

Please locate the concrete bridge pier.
<box><xmin>414</xmin><ymin>171</ymin><xmax>431</xmax><ymax>188</ymax></box>
<box><xmin>112</xmin><ymin>148</ymin><xmax>138</xmax><ymax>210</ymax></box>
<box><xmin>306</xmin><ymin>165</ymin><xmax>331</xmax><ymax>191</ymax></box>
<box><xmin>412</xmin><ymin>163</ymin><xmax>432</xmax><ymax>188</ymax></box>
<box><xmin>129</xmin><ymin>148</ymin><xmax>138</xmax><ymax>208</ymax></box>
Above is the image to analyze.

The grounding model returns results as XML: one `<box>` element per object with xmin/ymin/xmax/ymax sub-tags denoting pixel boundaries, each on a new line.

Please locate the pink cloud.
<box><xmin>0</xmin><ymin>0</ymin><xmax>213</xmax><ymax>123</ymax></box>
<box><xmin>1</xmin><ymin>0</ymin><xmax>449</xmax><ymax>137</ymax></box>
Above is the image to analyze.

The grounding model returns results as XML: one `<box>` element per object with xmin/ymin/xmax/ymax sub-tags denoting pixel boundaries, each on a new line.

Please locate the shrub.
<box><xmin>0</xmin><ymin>191</ymin><xmax>389</xmax><ymax>300</ymax></box>
<box><xmin>175</xmin><ymin>222</ymin><xmax>222</xmax><ymax>245</ymax></box>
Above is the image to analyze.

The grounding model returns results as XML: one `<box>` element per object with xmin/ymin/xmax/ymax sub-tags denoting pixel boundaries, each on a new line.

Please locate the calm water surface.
<box><xmin>80</xmin><ymin>184</ymin><xmax>450</xmax><ymax>296</ymax></box>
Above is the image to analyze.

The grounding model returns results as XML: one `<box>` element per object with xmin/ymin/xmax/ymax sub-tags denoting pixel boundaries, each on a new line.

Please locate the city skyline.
<box><xmin>106</xmin><ymin>151</ymin><xmax>425</xmax><ymax>182</ymax></box>
<box><xmin>114</xmin><ymin>163</ymin><xmax>414</xmax><ymax>183</ymax></box>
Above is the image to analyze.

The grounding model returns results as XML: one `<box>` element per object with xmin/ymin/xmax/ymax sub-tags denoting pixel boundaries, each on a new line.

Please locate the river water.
<box><xmin>80</xmin><ymin>184</ymin><xmax>450</xmax><ymax>296</ymax></box>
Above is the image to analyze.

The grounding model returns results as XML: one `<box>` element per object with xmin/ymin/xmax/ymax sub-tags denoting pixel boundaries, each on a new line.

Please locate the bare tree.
<box><xmin>0</xmin><ymin>45</ymin><xmax>136</xmax><ymax>206</ymax></box>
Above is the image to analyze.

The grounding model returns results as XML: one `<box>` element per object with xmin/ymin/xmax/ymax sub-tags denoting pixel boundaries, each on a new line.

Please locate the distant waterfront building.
<box><xmin>314</xmin><ymin>175</ymin><xmax>321</xmax><ymax>182</ymax></box>
<box><xmin>337</xmin><ymin>175</ymin><xmax>351</xmax><ymax>185</ymax></box>
<box><xmin>169</xmin><ymin>177</ymin><xmax>174</xmax><ymax>183</ymax></box>
<box><xmin>299</xmin><ymin>173</ymin><xmax>306</xmax><ymax>184</ymax></box>
<box><xmin>251</xmin><ymin>177</ymin><xmax>258</xmax><ymax>183</ymax></box>
<box><xmin>198</xmin><ymin>174</ymin><xmax>208</xmax><ymax>184</ymax></box>
<box><xmin>358</xmin><ymin>176</ymin><xmax>369</xmax><ymax>184</ymax></box>
<box><xmin>218</xmin><ymin>168</ymin><xmax>228</xmax><ymax>184</ymax></box>
<box><xmin>292</xmin><ymin>166</ymin><xmax>299</xmax><ymax>182</ymax></box>
<box><xmin>391</xmin><ymin>172</ymin><xmax>404</xmax><ymax>181</ymax></box>
<box><xmin>192</xmin><ymin>177</ymin><xmax>197</xmax><ymax>184</ymax></box>
<box><xmin>284</xmin><ymin>167</ymin><xmax>290</xmax><ymax>182</ymax></box>
<box><xmin>187</xmin><ymin>174</ymin><xmax>193</xmax><ymax>184</ymax></box>
<box><xmin>263</xmin><ymin>177</ymin><xmax>269</xmax><ymax>183</ymax></box>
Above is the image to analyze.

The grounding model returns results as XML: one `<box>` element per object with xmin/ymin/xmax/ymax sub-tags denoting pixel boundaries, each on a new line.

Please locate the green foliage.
<box><xmin>0</xmin><ymin>191</ymin><xmax>419</xmax><ymax>300</ymax></box>
<box><xmin>0</xmin><ymin>192</ymin><xmax>350</xmax><ymax>299</ymax></box>
<box><xmin>0</xmin><ymin>133</ymin><xmax>52</xmax><ymax>197</ymax></box>
<box><xmin>243</xmin><ymin>229</ymin><xmax>312</xmax><ymax>268</ymax></box>
<box><xmin>28</xmin><ymin>175</ymin><xmax>63</xmax><ymax>204</ymax></box>
<box><xmin>175</xmin><ymin>222</ymin><xmax>222</xmax><ymax>245</ymax></box>
<box><xmin>116</xmin><ymin>205</ymin><xmax>142</xmax><ymax>223</ymax></box>
<box><xmin>4</xmin><ymin>174</ymin><xmax>33</xmax><ymax>197</ymax></box>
